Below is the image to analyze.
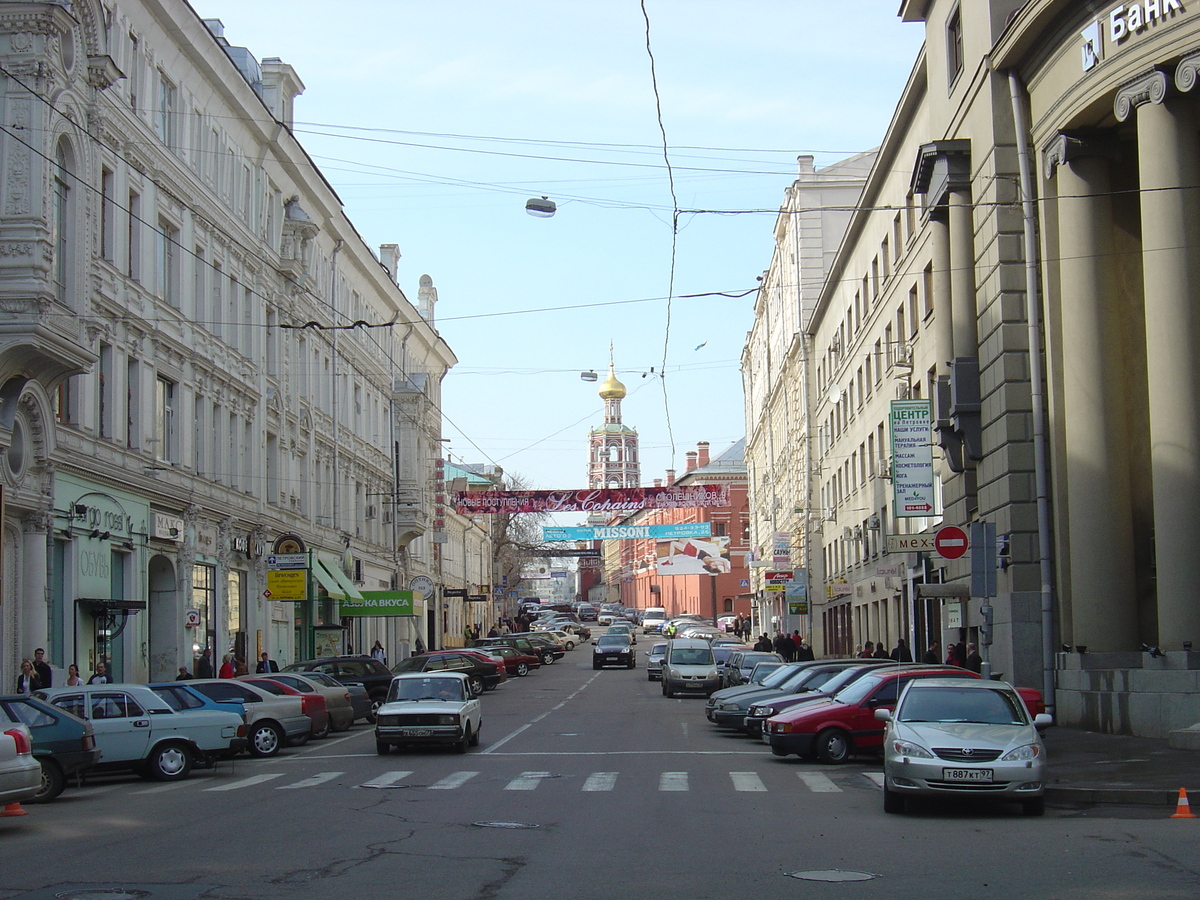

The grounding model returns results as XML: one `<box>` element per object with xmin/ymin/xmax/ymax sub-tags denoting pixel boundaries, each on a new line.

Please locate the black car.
<box><xmin>593</xmin><ymin>635</ymin><xmax>636</xmax><ymax>669</ymax></box>
<box><xmin>475</xmin><ymin>636</ymin><xmax>561</xmax><ymax>666</ymax></box>
<box><xmin>0</xmin><ymin>694</ymin><xmax>100</xmax><ymax>802</ymax></box>
<box><xmin>392</xmin><ymin>650</ymin><xmax>505</xmax><ymax>696</ymax></box>
<box><xmin>283</xmin><ymin>656</ymin><xmax>395</xmax><ymax>722</ymax></box>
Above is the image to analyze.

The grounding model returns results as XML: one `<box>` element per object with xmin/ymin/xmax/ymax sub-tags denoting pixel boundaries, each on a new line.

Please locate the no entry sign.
<box><xmin>933</xmin><ymin>525</ymin><xmax>969</xmax><ymax>560</ymax></box>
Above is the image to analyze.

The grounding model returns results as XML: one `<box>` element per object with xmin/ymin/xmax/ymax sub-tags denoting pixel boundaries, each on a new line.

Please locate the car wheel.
<box><xmin>313</xmin><ymin>715</ymin><xmax>332</xmax><ymax>740</ymax></box>
<box><xmin>333</xmin><ymin>714</ymin><xmax>353</xmax><ymax>733</ymax></box>
<box><xmin>470</xmin><ymin>724</ymin><xmax>481</xmax><ymax>747</ymax></box>
<box><xmin>515</xmin><ymin>662</ymin><xmax>529</xmax><ymax>677</ymax></box>
<box><xmin>288</xmin><ymin>732</ymin><xmax>310</xmax><ymax>747</ymax></box>
<box><xmin>366</xmin><ymin>695</ymin><xmax>385</xmax><ymax>724</ymax></box>
<box><xmin>147</xmin><ymin>742</ymin><xmax>193</xmax><ymax>781</ymax></box>
<box><xmin>457</xmin><ymin>725</ymin><xmax>472</xmax><ymax>754</ymax></box>
<box><xmin>770</xmin><ymin>744</ymin><xmax>790</xmax><ymax>757</ymax></box>
<box><xmin>541</xmin><ymin>652</ymin><xmax>555</xmax><ymax>665</ymax></box>
<box><xmin>468</xmin><ymin>676</ymin><xmax>485</xmax><ymax>696</ymax></box>
<box><xmin>815</xmin><ymin>728</ymin><xmax>852</xmax><ymax>764</ymax></box>
<box><xmin>1022</xmin><ymin>797</ymin><xmax>1045</xmax><ymax>816</ymax></box>
<box><xmin>248</xmin><ymin>722</ymin><xmax>284</xmax><ymax>758</ymax></box>
<box><xmin>565</xmin><ymin>641</ymin><xmax>575</xmax><ymax>651</ymax></box>
<box><xmin>376</xmin><ymin>740</ymin><xmax>390</xmax><ymax>755</ymax></box>
<box><xmin>30</xmin><ymin>759</ymin><xmax>65</xmax><ymax>803</ymax></box>
<box><xmin>882</xmin><ymin>781</ymin><xmax>905</xmax><ymax>814</ymax></box>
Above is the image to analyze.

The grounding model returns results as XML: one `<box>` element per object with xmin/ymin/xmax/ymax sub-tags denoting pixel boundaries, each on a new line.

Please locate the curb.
<box><xmin>1046</xmin><ymin>785</ymin><xmax>1188</xmax><ymax>807</ymax></box>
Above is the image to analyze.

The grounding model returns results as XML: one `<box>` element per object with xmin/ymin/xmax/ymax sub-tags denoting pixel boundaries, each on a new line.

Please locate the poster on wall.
<box><xmin>312</xmin><ymin>627</ymin><xmax>345</xmax><ymax>658</ymax></box>
<box><xmin>656</xmin><ymin>535</ymin><xmax>732</xmax><ymax>575</ymax></box>
<box><xmin>889</xmin><ymin>399</ymin><xmax>936</xmax><ymax>517</ymax></box>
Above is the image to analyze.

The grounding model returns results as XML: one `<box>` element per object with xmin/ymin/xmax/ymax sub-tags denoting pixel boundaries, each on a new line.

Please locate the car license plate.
<box><xmin>401</xmin><ymin>728</ymin><xmax>433</xmax><ymax>738</ymax></box>
<box><xmin>684</xmin><ymin>683</ymin><xmax>703</xmax><ymax>690</ymax></box>
<box><xmin>943</xmin><ymin>768</ymin><xmax>993</xmax><ymax>782</ymax></box>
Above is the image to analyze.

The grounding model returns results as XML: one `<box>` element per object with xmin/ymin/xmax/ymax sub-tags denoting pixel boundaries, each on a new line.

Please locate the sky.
<box><xmin>194</xmin><ymin>0</ymin><xmax>926</xmax><ymax>492</ymax></box>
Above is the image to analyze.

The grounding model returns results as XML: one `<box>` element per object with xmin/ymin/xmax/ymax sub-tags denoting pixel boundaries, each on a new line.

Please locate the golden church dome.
<box><xmin>598</xmin><ymin>365</ymin><xmax>627</xmax><ymax>400</ymax></box>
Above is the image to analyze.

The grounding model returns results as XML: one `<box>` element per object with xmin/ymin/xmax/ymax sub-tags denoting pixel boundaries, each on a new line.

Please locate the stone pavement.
<box><xmin>1043</xmin><ymin>726</ymin><xmax>1199</xmax><ymax>807</ymax></box>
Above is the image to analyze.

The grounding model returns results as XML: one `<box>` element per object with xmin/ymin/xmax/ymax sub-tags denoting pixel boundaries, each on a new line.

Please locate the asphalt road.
<box><xmin>1</xmin><ymin>638</ymin><xmax>1198</xmax><ymax>900</ymax></box>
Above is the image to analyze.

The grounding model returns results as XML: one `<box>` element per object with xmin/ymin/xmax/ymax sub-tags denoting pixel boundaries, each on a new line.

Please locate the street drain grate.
<box><xmin>472</xmin><ymin>822</ymin><xmax>539</xmax><ymax>829</ymax></box>
<box><xmin>788</xmin><ymin>870</ymin><xmax>878</xmax><ymax>883</ymax></box>
<box><xmin>57</xmin><ymin>893</ymin><xmax>151</xmax><ymax>900</ymax></box>
<box><xmin>12</xmin><ymin>887</ymin><xmax>215</xmax><ymax>900</ymax></box>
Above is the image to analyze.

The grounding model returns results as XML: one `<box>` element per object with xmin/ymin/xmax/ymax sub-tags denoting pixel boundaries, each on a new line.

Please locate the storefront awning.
<box><xmin>76</xmin><ymin>598</ymin><xmax>148</xmax><ymax>615</ymax></box>
<box><xmin>312</xmin><ymin>559</ymin><xmax>364</xmax><ymax>601</ymax></box>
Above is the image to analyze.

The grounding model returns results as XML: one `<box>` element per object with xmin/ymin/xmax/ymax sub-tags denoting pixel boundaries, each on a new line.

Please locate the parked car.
<box><xmin>475</xmin><ymin>636</ymin><xmax>559</xmax><ymax>667</ymax></box>
<box><xmin>239</xmin><ymin>676</ymin><xmax>331</xmax><ymax>739</ymax></box>
<box><xmin>742</xmin><ymin>661</ymin><xmax>897</xmax><ymax>735</ymax></box>
<box><xmin>516</xmin><ymin>633</ymin><xmax>568</xmax><ymax>661</ymax></box>
<box><xmin>645</xmin><ymin>642</ymin><xmax>668</xmax><ymax>681</ymax></box>
<box><xmin>181</xmin><ymin>679</ymin><xmax>310</xmax><ymax>757</ymax></box>
<box><xmin>0</xmin><ymin>721</ymin><xmax>40</xmax><ymax>808</ymax></box>
<box><xmin>486</xmin><ymin>645</ymin><xmax>541</xmax><ymax>677</ymax></box>
<box><xmin>392</xmin><ymin>650</ymin><xmax>505</xmax><ymax>696</ymax></box>
<box><xmin>375</xmin><ymin>672</ymin><xmax>482</xmax><ymax>754</ymax></box>
<box><xmin>708</xmin><ymin>660</ymin><xmax>865</xmax><ymax>730</ymax></box>
<box><xmin>592</xmin><ymin>634</ymin><xmax>636</xmax><ymax>669</ymax></box>
<box><xmin>722</xmin><ymin>650</ymin><xmax>783</xmax><ymax>688</ymax></box>
<box><xmin>262</xmin><ymin>672</ymin><xmax>356</xmax><ymax>732</ymax></box>
<box><xmin>37</xmin><ymin>684</ymin><xmax>246</xmax><ymax>780</ymax></box>
<box><xmin>745</xmin><ymin>661</ymin><xmax>786</xmax><ymax>685</ymax></box>
<box><xmin>705</xmin><ymin>660</ymin><xmax>830</xmax><ymax>723</ymax></box>
<box><xmin>543</xmin><ymin>630</ymin><xmax>580</xmax><ymax>651</ymax></box>
<box><xmin>711</xmin><ymin>643</ymin><xmax>747</xmax><ymax>682</ymax></box>
<box><xmin>0</xmin><ymin>695</ymin><xmax>98</xmax><ymax>803</ymax></box>
<box><xmin>877</xmin><ymin>678</ymin><xmax>1053</xmax><ymax>816</ymax></box>
<box><xmin>283</xmin><ymin>656</ymin><xmax>395</xmax><ymax>722</ymax></box>
<box><xmin>763</xmin><ymin>665</ymin><xmax>981</xmax><ymax>762</ymax></box>
<box><xmin>661</xmin><ymin>639</ymin><xmax>720</xmax><ymax>698</ymax></box>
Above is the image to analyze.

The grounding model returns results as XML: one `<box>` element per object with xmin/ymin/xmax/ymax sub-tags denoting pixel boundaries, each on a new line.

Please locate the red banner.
<box><xmin>454</xmin><ymin>484</ymin><xmax>730</xmax><ymax>515</ymax></box>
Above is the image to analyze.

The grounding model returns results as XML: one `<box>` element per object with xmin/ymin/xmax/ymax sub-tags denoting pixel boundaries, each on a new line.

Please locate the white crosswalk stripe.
<box><xmin>361</xmin><ymin>771</ymin><xmax>413</xmax><ymax>789</ymax></box>
<box><xmin>204</xmin><ymin>773</ymin><xmax>285</xmax><ymax>792</ymax></box>
<box><xmin>659</xmin><ymin>772</ymin><xmax>688</xmax><ymax>791</ymax></box>
<box><xmin>506</xmin><ymin>771</ymin><xmax>552</xmax><ymax>790</ymax></box>
<box><xmin>796</xmin><ymin>772</ymin><xmax>842</xmax><ymax>793</ymax></box>
<box><xmin>582</xmin><ymin>772</ymin><xmax>618</xmax><ymax>792</ymax></box>
<box><xmin>429</xmin><ymin>771</ymin><xmax>478</xmax><ymax>790</ymax></box>
<box><xmin>133</xmin><ymin>780</ymin><xmax>201</xmax><ymax>795</ymax></box>
<box><xmin>278</xmin><ymin>771</ymin><xmax>342</xmax><ymax>790</ymax></box>
<box><xmin>730</xmin><ymin>771</ymin><xmax>767</xmax><ymax>792</ymax></box>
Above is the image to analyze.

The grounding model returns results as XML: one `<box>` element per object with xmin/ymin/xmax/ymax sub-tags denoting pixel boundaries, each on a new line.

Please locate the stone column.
<box><xmin>930</xmin><ymin>211</ymin><xmax>954</xmax><ymax>374</ymax></box>
<box><xmin>1046</xmin><ymin>135</ymin><xmax>1138</xmax><ymax>648</ymax></box>
<box><xmin>948</xmin><ymin>189</ymin><xmax>978</xmax><ymax>359</ymax></box>
<box><xmin>1118</xmin><ymin>71</ymin><xmax>1200</xmax><ymax>644</ymax></box>
<box><xmin>21</xmin><ymin>512</ymin><xmax>50</xmax><ymax>658</ymax></box>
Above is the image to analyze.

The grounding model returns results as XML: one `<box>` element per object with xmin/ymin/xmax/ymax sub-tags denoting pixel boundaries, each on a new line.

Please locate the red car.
<box><xmin>239</xmin><ymin>676</ymin><xmax>330</xmax><ymax>740</ymax></box>
<box><xmin>484</xmin><ymin>645</ymin><xmax>542</xmax><ymax>677</ymax></box>
<box><xmin>763</xmin><ymin>665</ymin><xmax>980</xmax><ymax>763</ymax></box>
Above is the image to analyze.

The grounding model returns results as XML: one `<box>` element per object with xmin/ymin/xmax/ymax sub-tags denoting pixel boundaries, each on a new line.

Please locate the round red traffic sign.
<box><xmin>933</xmin><ymin>525</ymin><xmax>969</xmax><ymax>560</ymax></box>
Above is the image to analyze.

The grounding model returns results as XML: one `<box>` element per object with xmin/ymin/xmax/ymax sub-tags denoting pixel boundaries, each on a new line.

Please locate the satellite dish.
<box><xmin>525</xmin><ymin>196</ymin><xmax>556</xmax><ymax>218</ymax></box>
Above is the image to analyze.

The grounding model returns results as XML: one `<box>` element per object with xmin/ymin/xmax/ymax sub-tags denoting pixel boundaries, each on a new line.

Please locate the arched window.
<box><xmin>52</xmin><ymin>138</ymin><xmax>75</xmax><ymax>305</ymax></box>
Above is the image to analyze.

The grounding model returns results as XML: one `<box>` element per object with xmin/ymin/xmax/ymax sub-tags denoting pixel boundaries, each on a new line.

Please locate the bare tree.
<box><xmin>490</xmin><ymin>473</ymin><xmax>550</xmax><ymax>603</ymax></box>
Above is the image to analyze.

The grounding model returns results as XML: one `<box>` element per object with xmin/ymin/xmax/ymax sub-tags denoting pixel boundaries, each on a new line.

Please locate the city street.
<box><xmin>1</xmin><ymin>643</ymin><xmax>1198</xmax><ymax>900</ymax></box>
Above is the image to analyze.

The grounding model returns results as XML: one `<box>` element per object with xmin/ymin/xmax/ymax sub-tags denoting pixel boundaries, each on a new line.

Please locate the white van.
<box><xmin>642</xmin><ymin>607</ymin><xmax>667</xmax><ymax>634</ymax></box>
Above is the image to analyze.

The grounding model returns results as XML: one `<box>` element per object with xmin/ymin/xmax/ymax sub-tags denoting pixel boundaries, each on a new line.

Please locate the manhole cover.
<box><xmin>472</xmin><ymin>821</ymin><xmax>539</xmax><ymax>829</ymax></box>
<box><xmin>57</xmin><ymin>892</ymin><xmax>151</xmax><ymax>900</ymax></box>
<box><xmin>788</xmin><ymin>870</ymin><xmax>878</xmax><ymax>883</ymax></box>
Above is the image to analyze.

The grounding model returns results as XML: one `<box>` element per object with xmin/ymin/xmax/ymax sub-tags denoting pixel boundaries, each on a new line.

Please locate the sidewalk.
<box><xmin>1043</xmin><ymin>726</ymin><xmax>1199</xmax><ymax>806</ymax></box>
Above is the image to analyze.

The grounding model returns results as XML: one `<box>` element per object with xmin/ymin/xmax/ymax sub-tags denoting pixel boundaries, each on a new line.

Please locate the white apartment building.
<box><xmin>0</xmin><ymin>1</ymin><xmax>459</xmax><ymax>687</ymax></box>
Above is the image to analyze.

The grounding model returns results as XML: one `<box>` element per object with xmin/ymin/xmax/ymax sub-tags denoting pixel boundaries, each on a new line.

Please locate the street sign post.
<box><xmin>933</xmin><ymin>525</ymin><xmax>969</xmax><ymax>560</ymax></box>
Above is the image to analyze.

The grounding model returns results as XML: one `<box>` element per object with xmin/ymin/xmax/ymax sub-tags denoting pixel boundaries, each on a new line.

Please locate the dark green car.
<box><xmin>0</xmin><ymin>695</ymin><xmax>100</xmax><ymax>802</ymax></box>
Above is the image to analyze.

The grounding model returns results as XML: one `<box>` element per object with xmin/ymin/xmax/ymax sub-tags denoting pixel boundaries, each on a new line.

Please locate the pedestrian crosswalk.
<box><xmin>130</xmin><ymin>768</ymin><xmax>882</xmax><ymax>796</ymax></box>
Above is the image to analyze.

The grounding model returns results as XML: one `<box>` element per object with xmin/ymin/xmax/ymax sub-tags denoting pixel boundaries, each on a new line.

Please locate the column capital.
<box><xmin>1043</xmin><ymin>130</ymin><xmax>1120</xmax><ymax>178</ymax></box>
<box><xmin>911</xmin><ymin>140</ymin><xmax>971</xmax><ymax>211</ymax></box>
<box><xmin>1175</xmin><ymin>48</ymin><xmax>1200</xmax><ymax>93</ymax></box>
<box><xmin>1114</xmin><ymin>68</ymin><xmax>1170</xmax><ymax>122</ymax></box>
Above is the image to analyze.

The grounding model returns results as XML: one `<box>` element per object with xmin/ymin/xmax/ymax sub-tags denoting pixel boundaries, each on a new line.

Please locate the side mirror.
<box><xmin>1033</xmin><ymin>713</ymin><xmax>1054</xmax><ymax>729</ymax></box>
<box><xmin>874</xmin><ymin>708</ymin><xmax>892</xmax><ymax>722</ymax></box>
<box><xmin>591</xmin><ymin>639</ymin><xmax>597</xmax><ymax>645</ymax></box>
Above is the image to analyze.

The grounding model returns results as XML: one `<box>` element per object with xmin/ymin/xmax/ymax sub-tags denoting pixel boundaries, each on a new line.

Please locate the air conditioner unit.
<box><xmin>878</xmin><ymin>457</ymin><xmax>892</xmax><ymax>479</ymax></box>
<box><xmin>842</xmin><ymin>526</ymin><xmax>854</xmax><ymax>541</ymax></box>
<box><xmin>896</xmin><ymin>382</ymin><xmax>911</xmax><ymax>399</ymax></box>
<box><xmin>867</xmin><ymin>514</ymin><xmax>881</xmax><ymax>530</ymax></box>
<box><xmin>853</xmin><ymin>525</ymin><xmax>864</xmax><ymax>540</ymax></box>
<box><xmin>831</xmin><ymin>333</ymin><xmax>842</xmax><ymax>353</ymax></box>
<box><xmin>893</xmin><ymin>343</ymin><xmax>914</xmax><ymax>369</ymax></box>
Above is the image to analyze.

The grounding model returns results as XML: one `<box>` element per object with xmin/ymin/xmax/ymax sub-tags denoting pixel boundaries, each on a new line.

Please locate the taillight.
<box><xmin>300</xmin><ymin>696</ymin><xmax>313</xmax><ymax>715</ymax></box>
<box><xmin>82</xmin><ymin>733</ymin><xmax>95</xmax><ymax>751</ymax></box>
<box><xmin>343</xmin><ymin>693</ymin><xmax>351</xmax><ymax>702</ymax></box>
<box><xmin>4</xmin><ymin>728</ymin><xmax>32</xmax><ymax>755</ymax></box>
<box><xmin>237</xmin><ymin>724</ymin><xmax>247</xmax><ymax>737</ymax></box>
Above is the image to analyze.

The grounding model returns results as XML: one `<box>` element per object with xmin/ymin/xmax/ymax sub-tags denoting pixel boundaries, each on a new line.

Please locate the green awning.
<box><xmin>312</xmin><ymin>559</ymin><xmax>364</xmax><ymax>601</ymax></box>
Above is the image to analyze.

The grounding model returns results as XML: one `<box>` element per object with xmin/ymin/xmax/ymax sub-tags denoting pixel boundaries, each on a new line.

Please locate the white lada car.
<box><xmin>374</xmin><ymin>672</ymin><xmax>482</xmax><ymax>755</ymax></box>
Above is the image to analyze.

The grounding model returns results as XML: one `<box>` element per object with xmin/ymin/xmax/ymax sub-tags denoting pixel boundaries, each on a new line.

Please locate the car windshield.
<box><xmin>817</xmin><ymin>666</ymin><xmax>876</xmax><ymax>694</ymax></box>
<box><xmin>833</xmin><ymin>673</ymin><xmax>887</xmax><ymax>705</ymax></box>
<box><xmin>670</xmin><ymin>648</ymin><xmax>714</xmax><ymax>666</ymax></box>
<box><xmin>597</xmin><ymin>637</ymin><xmax>628</xmax><ymax>649</ymax></box>
<box><xmin>778</xmin><ymin>666</ymin><xmax>827</xmax><ymax>691</ymax></box>
<box><xmin>650</xmin><ymin>643</ymin><xmax>667</xmax><ymax>655</ymax></box>
<box><xmin>387</xmin><ymin>678</ymin><xmax>466</xmax><ymax>702</ymax></box>
<box><xmin>899</xmin><ymin>687</ymin><xmax>1028</xmax><ymax>725</ymax></box>
<box><xmin>759</xmin><ymin>665</ymin><xmax>803</xmax><ymax>689</ymax></box>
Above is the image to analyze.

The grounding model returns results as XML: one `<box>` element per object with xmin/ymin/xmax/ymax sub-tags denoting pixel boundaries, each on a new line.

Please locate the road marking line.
<box><xmin>429</xmin><ymin>771</ymin><xmax>478</xmax><ymax>790</ymax></box>
<box><xmin>731</xmin><ymin>771</ymin><xmax>767</xmax><ymax>792</ymax></box>
<box><xmin>659</xmin><ymin>771</ymin><xmax>688</xmax><ymax>791</ymax></box>
<box><xmin>582</xmin><ymin>772</ymin><xmax>618</xmax><ymax>792</ymax></box>
<box><xmin>132</xmin><ymin>780</ymin><xmax>197</xmax><ymax>794</ymax></box>
<box><xmin>863</xmin><ymin>772</ymin><xmax>885</xmax><ymax>788</ymax></box>
<box><xmin>361</xmin><ymin>771</ymin><xmax>413</xmax><ymax>788</ymax></box>
<box><xmin>480</xmin><ymin>672</ymin><xmax>602</xmax><ymax>755</ymax></box>
<box><xmin>278</xmin><ymin>771</ymin><xmax>342</xmax><ymax>790</ymax></box>
<box><xmin>505</xmin><ymin>771</ymin><xmax>551</xmax><ymax>791</ymax></box>
<box><xmin>797</xmin><ymin>772</ymin><xmax>842</xmax><ymax>793</ymax></box>
<box><xmin>204</xmin><ymin>773</ymin><xmax>285</xmax><ymax>792</ymax></box>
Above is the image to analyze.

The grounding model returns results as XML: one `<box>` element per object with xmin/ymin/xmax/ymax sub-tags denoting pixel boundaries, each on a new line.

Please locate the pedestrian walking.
<box><xmin>175</xmin><ymin>666</ymin><xmax>193</xmax><ymax>680</ymax></box>
<box><xmin>196</xmin><ymin>648</ymin><xmax>213</xmax><ymax>679</ymax></box>
<box><xmin>16</xmin><ymin>660</ymin><xmax>41</xmax><ymax>693</ymax></box>
<box><xmin>371</xmin><ymin>640</ymin><xmax>387</xmax><ymax>664</ymax></box>
<box><xmin>964</xmin><ymin>642</ymin><xmax>983</xmax><ymax>673</ymax></box>
<box><xmin>795</xmin><ymin>637</ymin><xmax>815</xmax><ymax>661</ymax></box>
<box><xmin>890</xmin><ymin>639</ymin><xmax>913</xmax><ymax>662</ymax></box>
<box><xmin>256</xmin><ymin>652</ymin><xmax>279</xmax><ymax>673</ymax></box>
<box><xmin>946</xmin><ymin>641</ymin><xmax>965</xmax><ymax>667</ymax></box>
<box><xmin>741</xmin><ymin>618</ymin><xmax>753</xmax><ymax>641</ymax></box>
<box><xmin>859</xmin><ymin>641</ymin><xmax>875</xmax><ymax>659</ymax></box>
<box><xmin>923</xmin><ymin>641</ymin><xmax>941</xmax><ymax>664</ymax></box>
<box><xmin>87</xmin><ymin>662</ymin><xmax>111</xmax><ymax>684</ymax></box>
<box><xmin>65</xmin><ymin>664</ymin><xmax>83</xmax><ymax>686</ymax></box>
<box><xmin>218</xmin><ymin>654</ymin><xmax>235</xmax><ymax>679</ymax></box>
<box><xmin>874</xmin><ymin>642</ymin><xmax>890</xmax><ymax>659</ymax></box>
<box><xmin>32</xmin><ymin>648</ymin><xmax>52</xmax><ymax>687</ymax></box>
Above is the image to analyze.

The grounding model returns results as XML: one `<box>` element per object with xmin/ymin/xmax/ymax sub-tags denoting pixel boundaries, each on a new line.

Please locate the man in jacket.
<box><xmin>256</xmin><ymin>652</ymin><xmax>279</xmax><ymax>673</ymax></box>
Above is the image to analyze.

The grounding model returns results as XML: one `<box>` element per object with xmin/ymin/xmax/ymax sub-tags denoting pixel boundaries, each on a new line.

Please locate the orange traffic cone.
<box><xmin>1170</xmin><ymin>788</ymin><xmax>1196</xmax><ymax>819</ymax></box>
<box><xmin>0</xmin><ymin>802</ymin><xmax>28</xmax><ymax>817</ymax></box>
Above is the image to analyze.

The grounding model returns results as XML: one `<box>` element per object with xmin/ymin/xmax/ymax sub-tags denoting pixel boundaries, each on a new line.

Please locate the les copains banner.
<box><xmin>455</xmin><ymin>484</ymin><xmax>730</xmax><ymax>515</ymax></box>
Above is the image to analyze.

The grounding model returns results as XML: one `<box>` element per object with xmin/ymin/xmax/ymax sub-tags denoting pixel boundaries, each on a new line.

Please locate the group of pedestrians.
<box><xmin>854</xmin><ymin>637</ymin><xmax>982</xmax><ymax>673</ymax></box>
<box><xmin>16</xmin><ymin>648</ymin><xmax>101</xmax><ymax>692</ymax></box>
<box><xmin>752</xmin><ymin>630</ymin><xmax>815</xmax><ymax>662</ymax></box>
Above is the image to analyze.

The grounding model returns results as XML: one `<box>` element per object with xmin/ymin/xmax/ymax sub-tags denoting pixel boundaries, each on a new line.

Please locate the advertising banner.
<box><xmin>889</xmin><ymin>399</ymin><xmax>936</xmax><ymax>517</ymax></box>
<box><xmin>656</xmin><ymin>535</ymin><xmax>732</xmax><ymax>576</ymax></box>
<box><xmin>455</xmin><ymin>484</ymin><xmax>730</xmax><ymax>515</ymax></box>
<box><xmin>339</xmin><ymin>590</ymin><xmax>415</xmax><ymax>617</ymax></box>
<box><xmin>543</xmin><ymin>522</ymin><xmax>712</xmax><ymax>541</ymax></box>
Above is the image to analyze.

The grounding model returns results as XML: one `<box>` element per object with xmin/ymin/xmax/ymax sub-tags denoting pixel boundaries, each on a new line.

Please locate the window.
<box><xmin>923</xmin><ymin>263</ymin><xmax>935</xmax><ymax>318</ymax></box>
<box><xmin>156</xmin><ymin>218</ymin><xmax>179</xmax><ymax>306</ymax></box>
<box><xmin>227</xmin><ymin>570</ymin><xmax>244</xmax><ymax>643</ymax></box>
<box><xmin>91</xmin><ymin>692</ymin><xmax>145</xmax><ymax>719</ymax></box>
<box><xmin>126</xmin><ymin>359</ymin><xmax>140</xmax><ymax>448</ymax></box>
<box><xmin>98</xmin><ymin>343</ymin><xmax>113</xmax><ymax>439</ymax></box>
<box><xmin>127</xmin><ymin>190</ymin><xmax>141</xmax><ymax>281</ymax></box>
<box><xmin>156</xmin><ymin>374</ymin><xmax>175</xmax><ymax>462</ymax></box>
<box><xmin>52</xmin><ymin>140</ymin><xmax>72</xmax><ymax>302</ymax></box>
<box><xmin>128</xmin><ymin>34</ymin><xmax>140</xmax><ymax>112</ymax></box>
<box><xmin>947</xmin><ymin>6</ymin><xmax>964</xmax><ymax>88</ymax></box>
<box><xmin>193</xmin><ymin>248</ymin><xmax>206</xmax><ymax>323</ymax></box>
<box><xmin>192</xmin><ymin>564</ymin><xmax>215</xmax><ymax>654</ymax></box>
<box><xmin>100</xmin><ymin>167</ymin><xmax>114</xmax><ymax>261</ymax></box>
<box><xmin>908</xmin><ymin>286</ymin><xmax>920</xmax><ymax>337</ymax></box>
<box><xmin>55</xmin><ymin>378</ymin><xmax>73</xmax><ymax>424</ymax></box>
<box><xmin>194</xmin><ymin>393</ymin><xmax>206</xmax><ymax>477</ymax></box>
<box><xmin>156</xmin><ymin>73</ymin><xmax>176</xmax><ymax>146</ymax></box>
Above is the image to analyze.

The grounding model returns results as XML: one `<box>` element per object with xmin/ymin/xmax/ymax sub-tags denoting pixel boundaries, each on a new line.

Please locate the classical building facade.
<box><xmin>749</xmin><ymin>0</ymin><xmax>1200</xmax><ymax>738</ymax></box>
<box><xmin>0</xmin><ymin>1</ymin><xmax>456</xmax><ymax>688</ymax></box>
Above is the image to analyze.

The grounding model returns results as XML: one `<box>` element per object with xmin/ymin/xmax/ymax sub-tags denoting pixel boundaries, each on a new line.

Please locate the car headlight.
<box><xmin>749</xmin><ymin>705</ymin><xmax>775</xmax><ymax>717</ymax></box>
<box><xmin>1001</xmin><ymin>743</ymin><xmax>1042</xmax><ymax>761</ymax></box>
<box><xmin>890</xmin><ymin>739</ymin><xmax>934</xmax><ymax>759</ymax></box>
<box><xmin>436</xmin><ymin>714</ymin><xmax>459</xmax><ymax>726</ymax></box>
<box><xmin>718</xmin><ymin>701</ymin><xmax>740</xmax><ymax>710</ymax></box>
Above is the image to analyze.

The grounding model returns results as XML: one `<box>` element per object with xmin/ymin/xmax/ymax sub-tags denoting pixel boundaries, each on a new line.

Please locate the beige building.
<box><xmin>752</xmin><ymin>0</ymin><xmax>1200</xmax><ymax>739</ymax></box>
